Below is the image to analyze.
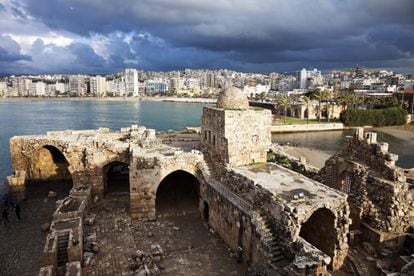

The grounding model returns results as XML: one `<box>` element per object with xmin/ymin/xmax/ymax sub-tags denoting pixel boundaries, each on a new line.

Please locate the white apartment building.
<box><xmin>297</xmin><ymin>68</ymin><xmax>323</xmax><ymax>89</ymax></box>
<box><xmin>107</xmin><ymin>79</ymin><xmax>126</xmax><ymax>96</ymax></box>
<box><xmin>90</xmin><ymin>75</ymin><xmax>107</xmax><ymax>96</ymax></box>
<box><xmin>55</xmin><ymin>82</ymin><xmax>67</xmax><ymax>95</ymax></box>
<box><xmin>125</xmin><ymin>69</ymin><xmax>139</xmax><ymax>96</ymax></box>
<box><xmin>30</xmin><ymin>81</ymin><xmax>46</xmax><ymax>96</ymax></box>
<box><xmin>69</xmin><ymin>76</ymin><xmax>87</xmax><ymax>96</ymax></box>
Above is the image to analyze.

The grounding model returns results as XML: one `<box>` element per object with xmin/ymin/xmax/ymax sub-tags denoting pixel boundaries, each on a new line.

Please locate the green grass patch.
<box><xmin>273</xmin><ymin>117</ymin><xmax>341</xmax><ymax>125</ymax></box>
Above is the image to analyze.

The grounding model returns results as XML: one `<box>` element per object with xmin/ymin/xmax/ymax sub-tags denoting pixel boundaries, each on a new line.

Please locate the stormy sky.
<box><xmin>0</xmin><ymin>0</ymin><xmax>413</xmax><ymax>74</ymax></box>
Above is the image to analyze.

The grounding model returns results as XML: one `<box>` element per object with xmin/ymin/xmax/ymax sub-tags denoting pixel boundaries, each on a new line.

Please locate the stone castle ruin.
<box><xmin>6</xmin><ymin>87</ymin><xmax>413</xmax><ymax>275</ymax></box>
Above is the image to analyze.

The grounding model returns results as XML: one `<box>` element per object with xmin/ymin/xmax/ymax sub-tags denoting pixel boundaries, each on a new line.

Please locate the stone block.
<box><xmin>39</xmin><ymin>266</ymin><xmax>54</xmax><ymax>276</ymax></box>
<box><xmin>65</xmin><ymin>261</ymin><xmax>82</xmax><ymax>276</ymax></box>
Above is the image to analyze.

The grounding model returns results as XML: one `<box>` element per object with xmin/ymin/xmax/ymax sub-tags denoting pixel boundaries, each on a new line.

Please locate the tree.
<box><xmin>350</xmin><ymin>93</ymin><xmax>363</xmax><ymax>109</ymax></box>
<box><xmin>301</xmin><ymin>96</ymin><xmax>311</xmax><ymax>124</ymax></box>
<box><xmin>277</xmin><ymin>95</ymin><xmax>291</xmax><ymax>124</ymax></box>
<box><xmin>311</xmin><ymin>89</ymin><xmax>331</xmax><ymax>122</ymax></box>
<box><xmin>323</xmin><ymin>90</ymin><xmax>333</xmax><ymax>122</ymax></box>
<box><xmin>338</xmin><ymin>91</ymin><xmax>353</xmax><ymax>111</ymax></box>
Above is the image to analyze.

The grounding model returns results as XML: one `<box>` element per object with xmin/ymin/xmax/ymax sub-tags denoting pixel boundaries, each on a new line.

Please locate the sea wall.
<box><xmin>271</xmin><ymin>123</ymin><xmax>344</xmax><ymax>133</ymax></box>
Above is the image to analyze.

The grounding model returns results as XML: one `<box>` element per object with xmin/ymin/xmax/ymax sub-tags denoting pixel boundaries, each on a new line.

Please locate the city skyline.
<box><xmin>0</xmin><ymin>0</ymin><xmax>413</xmax><ymax>74</ymax></box>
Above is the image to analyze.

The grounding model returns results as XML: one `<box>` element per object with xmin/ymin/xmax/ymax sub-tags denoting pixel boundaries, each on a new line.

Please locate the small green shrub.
<box><xmin>276</xmin><ymin>158</ymin><xmax>291</xmax><ymax>166</ymax></box>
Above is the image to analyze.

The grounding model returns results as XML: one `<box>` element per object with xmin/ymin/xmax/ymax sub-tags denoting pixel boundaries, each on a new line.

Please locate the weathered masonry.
<box><xmin>9</xmin><ymin>87</ymin><xmax>350</xmax><ymax>275</ymax></box>
<box><xmin>321</xmin><ymin>128</ymin><xmax>414</xmax><ymax>253</ymax></box>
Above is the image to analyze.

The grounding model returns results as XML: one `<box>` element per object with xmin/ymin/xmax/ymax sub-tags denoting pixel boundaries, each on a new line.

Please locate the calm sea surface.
<box><xmin>0</xmin><ymin>100</ymin><xmax>412</xmax><ymax>184</ymax></box>
<box><xmin>0</xmin><ymin>100</ymin><xmax>205</xmax><ymax>181</ymax></box>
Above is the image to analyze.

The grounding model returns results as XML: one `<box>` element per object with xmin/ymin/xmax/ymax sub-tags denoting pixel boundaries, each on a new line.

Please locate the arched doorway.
<box><xmin>304</xmin><ymin>108</ymin><xmax>309</xmax><ymax>119</ymax></box>
<box><xmin>31</xmin><ymin>145</ymin><xmax>72</xmax><ymax>184</ymax></box>
<box><xmin>299</xmin><ymin>208</ymin><xmax>336</xmax><ymax>269</ymax></box>
<box><xmin>103</xmin><ymin>162</ymin><xmax>130</xmax><ymax>194</ymax></box>
<box><xmin>30</xmin><ymin>145</ymin><xmax>73</xmax><ymax>197</ymax></box>
<box><xmin>155</xmin><ymin>170</ymin><xmax>199</xmax><ymax>216</ymax></box>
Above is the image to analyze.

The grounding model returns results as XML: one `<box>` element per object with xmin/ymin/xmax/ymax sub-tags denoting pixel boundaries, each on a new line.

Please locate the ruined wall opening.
<box><xmin>156</xmin><ymin>170</ymin><xmax>199</xmax><ymax>216</ymax></box>
<box><xmin>103</xmin><ymin>162</ymin><xmax>130</xmax><ymax>194</ymax></box>
<box><xmin>30</xmin><ymin>145</ymin><xmax>72</xmax><ymax>198</ymax></box>
<box><xmin>31</xmin><ymin>145</ymin><xmax>72</xmax><ymax>185</ymax></box>
<box><xmin>299</xmin><ymin>208</ymin><xmax>336</xmax><ymax>269</ymax></box>
<box><xmin>338</xmin><ymin>171</ymin><xmax>353</xmax><ymax>195</ymax></box>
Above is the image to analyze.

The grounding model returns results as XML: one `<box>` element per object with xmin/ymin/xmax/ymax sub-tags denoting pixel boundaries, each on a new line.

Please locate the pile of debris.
<box><xmin>129</xmin><ymin>244</ymin><xmax>164</xmax><ymax>276</ymax></box>
<box><xmin>83</xmin><ymin>215</ymin><xmax>99</xmax><ymax>267</ymax></box>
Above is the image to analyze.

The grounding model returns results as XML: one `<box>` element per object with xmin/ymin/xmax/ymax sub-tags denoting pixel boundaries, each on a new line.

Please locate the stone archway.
<box><xmin>31</xmin><ymin>145</ymin><xmax>72</xmax><ymax>185</ymax></box>
<box><xmin>299</xmin><ymin>208</ymin><xmax>336</xmax><ymax>269</ymax></box>
<box><xmin>155</xmin><ymin>170</ymin><xmax>200</xmax><ymax>216</ymax></box>
<box><xmin>304</xmin><ymin>108</ymin><xmax>309</xmax><ymax>119</ymax></box>
<box><xmin>103</xmin><ymin>161</ymin><xmax>130</xmax><ymax>195</ymax></box>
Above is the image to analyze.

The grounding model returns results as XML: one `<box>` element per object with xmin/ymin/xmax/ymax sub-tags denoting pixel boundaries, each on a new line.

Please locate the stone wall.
<box><xmin>9</xmin><ymin>125</ymin><xmax>159</xmax><ymax>197</ymax></box>
<box><xmin>129</xmin><ymin>148</ymin><xmax>204</xmax><ymax>220</ymax></box>
<box><xmin>220</xmin><ymin>167</ymin><xmax>350</xmax><ymax>272</ymax></box>
<box><xmin>320</xmin><ymin>128</ymin><xmax>414</xmax><ymax>249</ymax></box>
<box><xmin>201</xmin><ymin>106</ymin><xmax>272</xmax><ymax>167</ymax></box>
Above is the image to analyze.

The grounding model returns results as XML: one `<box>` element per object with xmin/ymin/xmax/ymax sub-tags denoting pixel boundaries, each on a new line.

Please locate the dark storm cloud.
<box><xmin>0</xmin><ymin>47</ymin><xmax>31</xmax><ymax>62</ymax></box>
<box><xmin>1</xmin><ymin>0</ymin><xmax>414</xmax><ymax>73</ymax></box>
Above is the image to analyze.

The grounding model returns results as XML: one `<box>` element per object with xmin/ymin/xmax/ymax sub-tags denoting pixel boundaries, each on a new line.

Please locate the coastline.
<box><xmin>0</xmin><ymin>96</ymin><xmax>217</xmax><ymax>104</ymax></box>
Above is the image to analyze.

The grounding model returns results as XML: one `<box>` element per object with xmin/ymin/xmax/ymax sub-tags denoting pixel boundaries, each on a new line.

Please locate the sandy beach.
<box><xmin>373</xmin><ymin>124</ymin><xmax>414</xmax><ymax>142</ymax></box>
<box><xmin>281</xmin><ymin>124</ymin><xmax>414</xmax><ymax>169</ymax></box>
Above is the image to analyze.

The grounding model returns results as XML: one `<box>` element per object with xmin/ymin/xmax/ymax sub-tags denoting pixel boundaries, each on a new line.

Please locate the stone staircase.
<box><xmin>254</xmin><ymin>211</ymin><xmax>289</xmax><ymax>272</ymax></box>
<box><xmin>56</xmin><ymin>231</ymin><xmax>70</xmax><ymax>275</ymax></box>
<box><xmin>203</xmin><ymin>156</ymin><xmax>219</xmax><ymax>179</ymax></box>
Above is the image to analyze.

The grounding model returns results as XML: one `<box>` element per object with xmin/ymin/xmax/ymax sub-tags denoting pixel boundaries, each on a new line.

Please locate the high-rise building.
<box><xmin>205</xmin><ymin>73</ymin><xmax>216</xmax><ymax>88</ymax></box>
<box><xmin>297</xmin><ymin>68</ymin><xmax>307</xmax><ymax>89</ymax></box>
<box><xmin>297</xmin><ymin>68</ymin><xmax>323</xmax><ymax>89</ymax></box>
<box><xmin>90</xmin><ymin>75</ymin><xmax>107</xmax><ymax>96</ymax></box>
<box><xmin>69</xmin><ymin>76</ymin><xmax>86</xmax><ymax>96</ymax></box>
<box><xmin>14</xmin><ymin>78</ymin><xmax>32</xmax><ymax>96</ymax></box>
<box><xmin>30</xmin><ymin>81</ymin><xmax>46</xmax><ymax>96</ymax></box>
<box><xmin>125</xmin><ymin>69</ymin><xmax>139</xmax><ymax>96</ymax></box>
<box><xmin>145</xmin><ymin>78</ymin><xmax>169</xmax><ymax>95</ymax></box>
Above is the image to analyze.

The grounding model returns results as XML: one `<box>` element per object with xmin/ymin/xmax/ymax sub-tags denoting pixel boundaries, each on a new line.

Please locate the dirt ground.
<box><xmin>83</xmin><ymin>194</ymin><xmax>247</xmax><ymax>276</ymax></box>
<box><xmin>0</xmin><ymin>182</ymin><xmax>71</xmax><ymax>276</ymax></box>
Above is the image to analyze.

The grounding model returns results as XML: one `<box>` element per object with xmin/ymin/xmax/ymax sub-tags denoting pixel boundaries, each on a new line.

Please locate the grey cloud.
<box><xmin>0</xmin><ymin>0</ymin><xmax>413</xmax><ymax>73</ymax></box>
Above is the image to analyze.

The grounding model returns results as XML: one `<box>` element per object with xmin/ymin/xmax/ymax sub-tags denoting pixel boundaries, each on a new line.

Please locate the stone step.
<box><xmin>271</xmin><ymin>254</ymin><xmax>286</xmax><ymax>263</ymax></box>
<box><xmin>271</xmin><ymin>250</ymin><xmax>285</xmax><ymax>258</ymax></box>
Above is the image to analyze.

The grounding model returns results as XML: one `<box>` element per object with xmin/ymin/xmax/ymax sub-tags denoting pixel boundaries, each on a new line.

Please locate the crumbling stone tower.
<box><xmin>321</xmin><ymin>128</ymin><xmax>414</xmax><ymax>251</ymax></box>
<box><xmin>201</xmin><ymin>86</ymin><xmax>272</xmax><ymax>167</ymax></box>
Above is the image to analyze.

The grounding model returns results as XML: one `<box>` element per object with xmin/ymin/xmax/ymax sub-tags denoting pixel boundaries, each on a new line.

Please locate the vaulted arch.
<box><xmin>299</xmin><ymin>208</ymin><xmax>336</xmax><ymax>269</ymax></box>
<box><xmin>31</xmin><ymin>145</ymin><xmax>72</xmax><ymax>185</ymax></box>
<box><xmin>155</xmin><ymin>170</ymin><xmax>200</xmax><ymax>216</ymax></box>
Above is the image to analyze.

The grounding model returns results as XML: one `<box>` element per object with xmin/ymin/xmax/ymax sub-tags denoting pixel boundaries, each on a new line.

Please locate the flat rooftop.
<box><xmin>233</xmin><ymin>163</ymin><xmax>347</xmax><ymax>210</ymax></box>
